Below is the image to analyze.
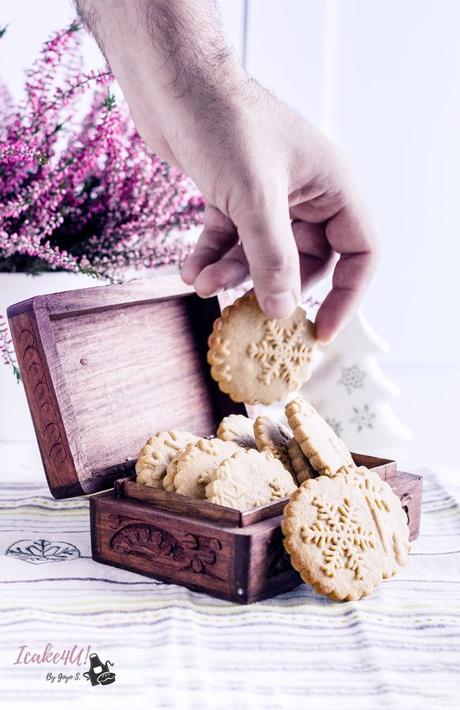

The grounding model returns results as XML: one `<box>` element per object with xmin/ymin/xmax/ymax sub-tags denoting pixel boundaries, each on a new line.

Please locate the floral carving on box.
<box><xmin>16</xmin><ymin>325</ymin><xmax>67</xmax><ymax>466</ymax></box>
<box><xmin>110</xmin><ymin>521</ymin><xmax>225</xmax><ymax>580</ymax></box>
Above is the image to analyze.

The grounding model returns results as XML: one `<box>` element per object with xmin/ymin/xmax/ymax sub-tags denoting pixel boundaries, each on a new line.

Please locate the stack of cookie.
<box><xmin>135</xmin><ymin>395</ymin><xmax>410</xmax><ymax>602</ymax></box>
<box><xmin>282</xmin><ymin>396</ymin><xmax>410</xmax><ymax>601</ymax></box>
<box><xmin>134</xmin><ymin>413</ymin><xmax>299</xmax><ymax>511</ymax></box>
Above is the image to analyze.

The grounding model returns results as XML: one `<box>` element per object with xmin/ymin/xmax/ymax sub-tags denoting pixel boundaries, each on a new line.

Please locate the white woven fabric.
<box><xmin>0</xmin><ymin>446</ymin><xmax>459</xmax><ymax>709</ymax></box>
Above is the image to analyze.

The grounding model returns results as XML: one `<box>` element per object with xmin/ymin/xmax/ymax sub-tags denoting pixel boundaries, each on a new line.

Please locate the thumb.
<box><xmin>234</xmin><ymin>191</ymin><xmax>301</xmax><ymax>319</ymax></box>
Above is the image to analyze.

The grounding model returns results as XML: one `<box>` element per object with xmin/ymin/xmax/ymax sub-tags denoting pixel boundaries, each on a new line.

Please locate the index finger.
<box><xmin>314</xmin><ymin>199</ymin><xmax>379</xmax><ymax>343</ymax></box>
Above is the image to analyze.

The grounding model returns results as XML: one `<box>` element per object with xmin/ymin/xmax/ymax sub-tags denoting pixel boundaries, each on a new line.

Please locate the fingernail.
<box><xmin>180</xmin><ymin>264</ymin><xmax>194</xmax><ymax>285</ymax></box>
<box><xmin>263</xmin><ymin>291</ymin><xmax>298</xmax><ymax>319</ymax></box>
<box><xmin>196</xmin><ymin>288</ymin><xmax>220</xmax><ymax>298</ymax></box>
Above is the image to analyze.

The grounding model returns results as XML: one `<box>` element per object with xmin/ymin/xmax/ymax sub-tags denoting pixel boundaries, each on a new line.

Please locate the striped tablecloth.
<box><xmin>0</xmin><ymin>463</ymin><xmax>459</xmax><ymax>709</ymax></box>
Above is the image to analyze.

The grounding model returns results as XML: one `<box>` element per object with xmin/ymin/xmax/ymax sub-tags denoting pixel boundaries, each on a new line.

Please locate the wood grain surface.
<box><xmin>7</xmin><ymin>275</ymin><xmax>245</xmax><ymax>497</ymax></box>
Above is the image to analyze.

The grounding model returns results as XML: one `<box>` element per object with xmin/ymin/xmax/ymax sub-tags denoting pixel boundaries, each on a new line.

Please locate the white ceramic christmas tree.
<box><xmin>301</xmin><ymin>311</ymin><xmax>412</xmax><ymax>457</ymax></box>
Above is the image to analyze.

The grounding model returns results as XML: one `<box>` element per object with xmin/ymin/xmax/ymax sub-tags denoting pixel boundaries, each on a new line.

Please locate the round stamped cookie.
<box><xmin>343</xmin><ymin>466</ymin><xmax>410</xmax><ymax>578</ymax></box>
<box><xmin>281</xmin><ymin>475</ymin><xmax>385</xmax><ymax>601</ymax></box>
<box><xmin>173</xmin><ymin>438</ymin><xmax>240</xmax><ymax>499</ymax></box>
<box><xmin>135</xmin><ymin>431</ymin><xmax>198</xmax><ymax>488</ymax></box>
<box><xmin>253</xmin><ymin>415</ymin><xmax>296</xmax><ymax>476</ymax></box>
<box><xmin>286</xmin><ymin>396</ymin><xmax>355</xmax><ymax>476</ymax></box>
<box><xmin>207</xmin><ymin>292</ymin><xmax>317</xmax><ymax>405</ymax></box>
<box><xmin>287</xmin><ymin>437</ymin><xmax>317</xmax><ymax>485</ymax></box>
<box><xmin>205</xmin><ymin>448</ymin><xmax>297</xmax><ymax>511</ymax></box>
<box><xmin>217</xmin><ymin>414</ymin><xmax>257</xmax><ymax>449</ymax></box>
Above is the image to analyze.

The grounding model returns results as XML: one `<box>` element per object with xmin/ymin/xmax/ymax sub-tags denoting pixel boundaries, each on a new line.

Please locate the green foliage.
<box><xmin>77</xmin><ymin>264</ymin><xmax>101</xmax><ymax>280</ymax></box>
<box><xmin>103</xmin><ymin>92</ymin><xmax>116</xmax><ymax>111</ymax></box>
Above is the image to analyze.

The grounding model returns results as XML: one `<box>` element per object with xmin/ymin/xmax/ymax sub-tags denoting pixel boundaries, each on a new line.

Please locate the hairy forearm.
<box><xmin>75</xmin><ymin>0</ymin><xmax>245</xmax><ymax>125</ymax></box>
<box><xmin>75</xmin><ymin>1</ymin><xmax>376</xmax><ymax>335</ymax></box>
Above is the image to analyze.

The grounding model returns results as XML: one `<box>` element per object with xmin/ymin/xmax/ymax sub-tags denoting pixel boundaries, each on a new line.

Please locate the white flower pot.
<box><xmin>0</xmin><ymin>272</ymin><xmax>108</xmax><ymax>442</ymax></box>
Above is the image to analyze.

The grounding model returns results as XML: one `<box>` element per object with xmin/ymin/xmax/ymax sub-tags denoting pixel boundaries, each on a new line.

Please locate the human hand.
<box><xmin>176</xmin><ymin>83</ymin><xmax>379</xmax><ymax>343</ymax></box>
<box><xmin>76</xmin><ymin>0</ymin><xmax>378</xmax><ymax>343</ymax></box>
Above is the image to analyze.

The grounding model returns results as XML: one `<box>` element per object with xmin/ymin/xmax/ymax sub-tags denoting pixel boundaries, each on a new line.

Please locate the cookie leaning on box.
<box><xmin>207</xmin><ymin>292</ymin><xmax>317</xmax><ymax>405</ymax></box>
<box><xmin>282</xmin><ymin>474</ymin><xmax>385</xmax><ymax>600</ymax></box>
<box><xmin>281</xmin><ymin>469</ymin><xmax>410</xmax><ymax>600</ymax></box>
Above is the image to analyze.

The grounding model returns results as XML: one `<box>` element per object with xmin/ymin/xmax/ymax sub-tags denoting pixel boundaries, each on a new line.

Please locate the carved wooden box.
<box><xmin>7</xmin><ymin>275</ymin><xmax>423</xmax><ymax>603</ymax></box>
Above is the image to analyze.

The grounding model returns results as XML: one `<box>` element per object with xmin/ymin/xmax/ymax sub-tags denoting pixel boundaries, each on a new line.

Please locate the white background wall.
<box><xmin>1</xmin><ymin>0</ymin><xmax>459</xmax><ymax>466</ymax></box>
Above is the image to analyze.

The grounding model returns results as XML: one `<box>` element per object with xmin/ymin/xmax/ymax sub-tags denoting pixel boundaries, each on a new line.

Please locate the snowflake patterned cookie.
<box><xmin>172</xmin><ymin>438</ymin><xmax>241</xmax><ymax>499</ymax></box>
<box><xmin>286</xmin><ymin>396</ymin><xmax>356</xmax><ymax>477</ymax></box>
<box><xmin>135</xmin><ymin>431</ymin><xmax>199</xmax><ymax>488</ymax></box>
<box><xmin>205</xmin><ymin>448</ymin><xmax>297</xmax><ymax>511</ymax></box>
<box><xmin>287</xmin><ymin>437</ymin><xmax>317</xmax><ymax>485</ymax></box>
<box><xmin>281</xmin><ymin>475</ymin><xmax>385</xmax><ymax>601</ymax></box>
<box><xmin>217</xmin><ymin>414</ymin><xmax>257</xmax><ymax>449</ymax></box>
<box><xmin>207</xmin><ymin>292</ymin><xmax>317</xmax><ymax>405</ymax></box>
<box><xmin>342</xmin><ymin>466</ymin><xmax>410</xmax><ymax>578</ymax></box>
<box><xmin>253</xmin><ymin>414</ymin><xmax>296</xmax><ymax>477</ymax></box>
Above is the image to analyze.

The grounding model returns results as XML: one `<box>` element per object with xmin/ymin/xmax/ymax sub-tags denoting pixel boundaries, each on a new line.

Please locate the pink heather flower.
<box><xmin>0</xmin><ymin>22</ymin><xmax>205</xmax><ymax>375</ymax></box>
<box><xmin>0</xmin><ymin>21</ymin><xmax>205</xmax><ymax>280</ymax></box>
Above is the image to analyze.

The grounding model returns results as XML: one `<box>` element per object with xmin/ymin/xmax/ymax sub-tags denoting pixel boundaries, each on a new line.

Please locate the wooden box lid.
<box><xmin>7</xmin><ymin>274</ymin><xmax>245</xmax><ymax>499</ymax></box>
